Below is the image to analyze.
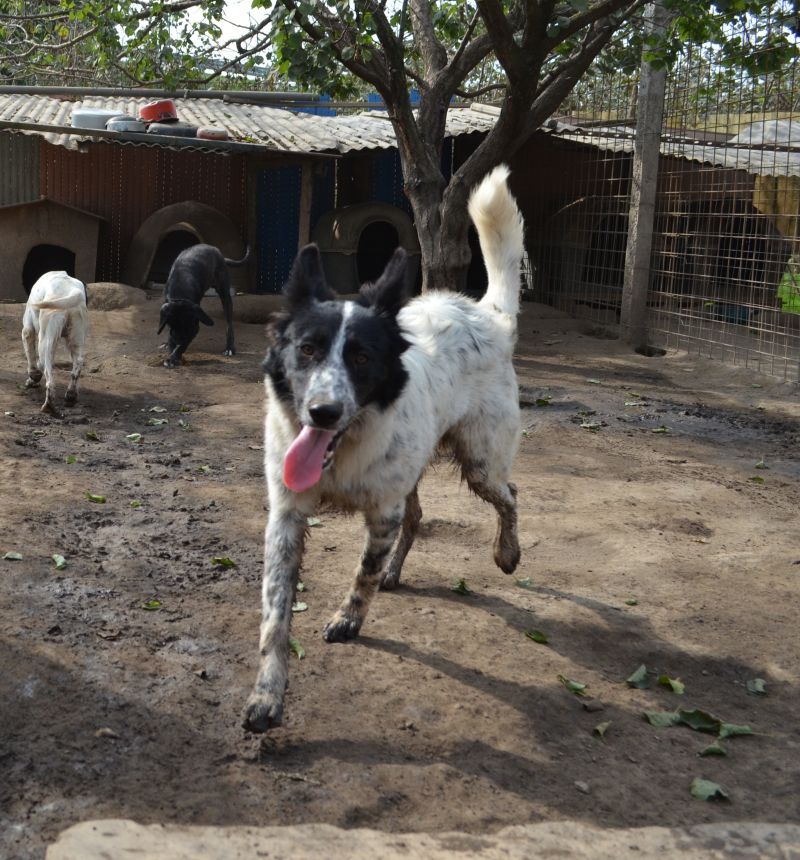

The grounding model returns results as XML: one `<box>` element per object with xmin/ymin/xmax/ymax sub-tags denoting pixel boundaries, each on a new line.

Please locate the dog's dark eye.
<box><xmin>354</xmin><ymin>353</ymin><xmax>369</xmax><ymax>365</ymax></box>
<box><xmin>300</xmin><ymin>344</ymin><xmax>315</xmax><ymax>357</ymax></box>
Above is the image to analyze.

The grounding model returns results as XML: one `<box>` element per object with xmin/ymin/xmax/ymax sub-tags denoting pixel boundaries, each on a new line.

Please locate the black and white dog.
<box><xmin>243</xmin><ymin>165</ymin><xmax>524</xmax><ymax>733</ymax></box>
<box><xmin>158</xmin><ymin>243</ymin><xmax>248</xmax><ymax>367</ymax></box>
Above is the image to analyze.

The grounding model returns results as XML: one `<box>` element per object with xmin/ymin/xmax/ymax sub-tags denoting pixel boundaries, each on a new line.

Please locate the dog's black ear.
<box><xmin>157</xmin><ymin>302</ymin><xmax>171</xmax><ymax>334</ymax></box>
<box><xmin>284</xmin><ymin>244</ymin><xmax>336</xmax><ymax>307</ymax></box>
<box><xmin>194</xmin><ymin>305</ymin><xmax>214</xmax><ymax>326</ymax></box>
<box><xmin>360</xmin><ymin>247</ymin><xmax>408</xmax><ymax>317</ymax></box>
<box><xmin>262</xmin><ymin>313</ymin><xmax>293</xmax><ymax>402</ymax></box>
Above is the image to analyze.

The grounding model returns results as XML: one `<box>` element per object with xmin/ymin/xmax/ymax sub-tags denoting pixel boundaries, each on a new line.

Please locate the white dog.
<box><xmin>243</xmin><ymin>164</ymin><xmax>525</xmax><ymax>733</ymax></box>
<box><xmin>22</xmin><ymin>271</ymin><xmax>89</xmax><ymax>417</ymax></box>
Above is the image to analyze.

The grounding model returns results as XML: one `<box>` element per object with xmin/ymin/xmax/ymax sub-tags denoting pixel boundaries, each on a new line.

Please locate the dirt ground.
<box><xmin>1</xmin><ymin>292</ymin><xmax>799</xmax><ymax>860</ymax></box>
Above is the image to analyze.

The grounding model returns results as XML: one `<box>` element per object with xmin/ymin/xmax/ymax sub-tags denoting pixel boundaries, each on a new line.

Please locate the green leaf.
<box><xmin>179</xmin><ymin>404</ymin><xmax>191</xmax><ymax>413</ymax></box>
<box><xmin>718</xmin><ymin>722</ymin><xmax>754</xmax><ymax>739</ymax></box>
<box><xmin>211</xmin><ymin>556</ymin><xmax>237</xmax><ymax>569</ymax></box>
<box><xmin>86</xmin><ymin>492</ymin><xmax>106</xmax><ymax>504</ymax></box>
<box><xmin>749</xmin><ymin>475</ymin><xmax>765</xmax><ymax>485</ymax></box>
<box><xmin>130</xmin><ymin>500</ymin><xmax>142</xmax><ymax>508</ymax></box>
<box><xmin>289</xmin><ymin>637</ymin><xmax>305</xmax><ymax>659</ymax></box>
<box><xmin>754</xmin><ymin>459</ymin><xmax>768</xmax><ymax>470</ymax></box>
<box><xmin>291</xmin><ymin>601</ymin><xmax>308</xmax><ymax>613</ymax></box>
<box><xmin>586</xmin><ymin>378</ymin><xmax>601</xmax><ymax>385</ymax></box>
<box><xmin>626</xmin><ymin>664</ymin><xmax>651</xmax><ymax>689</ymax></box>
<box><xmin>51</xmin><ymin>554</ymin><xmax>67</xmax><ymax>570</ymax></box>
<box><xmin>643</xmin><ymin>710</ymin><xmax>680</xmax><ymax>728</ymax></box>
<box><xmin>699</xmin><ymin>742</ymin><xmax>727</xmax><ymax>757</ymax></box>
<box><xmin>141</xmin><ymin>598</ymin><xmax>162</xmax><ymax>611</ymax></box>
<box><xmin>525</xmin><ymin>629</ymin><xmax>549</xmax><ymax>645</ymax></box>
<box><xmin>3</xmin><ymin>551</ymin><xmax>23</xmax><ymax>561</ymax></box>
<box><xmin>296</xmin><ymin>581</ymin><xmax>305</xmax><ymax>592</ymax></box>
<box><xmin>624</xmin><ymin>598</ymin><xmax>638</xmax><ymax>606</ymax></box>
<box><xmin>690</xmin><ymin>777</ymin><xmax>729</xmax><ymax>801</ymax></box>
<box><xmin>307</xmin><ymin>517</ymin><xmax>322</xmax><ymax>527</ymax></box>
<box><xmin>149</xmin><ymin>405</ymin><xmax>167</xmax><ymax>413</ymax></box>
<box><xmin>558</xmin><ymin>675</ymin><xmax>588</xmax><ymax>696</ymax></box>
<box><xmin>677</xmin><ymin>708</ymin><xmax>721</xmax><ymax>733</ymax></box>
<box><xmin>580</xmin><ymin>421</ymin><xmax>603</xmax><ymax>431</ymax></box>
<box><xmin>746</xmin><ymin>678</ymin><xmax>767</xmax><ymax>696</ymax></box>
<box><xmin>146</xmin><ymin>417</ymin><xmax>169</xmax><ymax>427</ymax></box>
<box><xmin>125</xmin><ymin>433</ymin><xmax>142</xmax><ymax>443</ymax></box>
<box><xmin>535</xmin><ymin>396</ymin><xmax>551</xmax><ymax>407</ymax></box>
<box><xmin>85</xmin><ymin>430</ymin><xmax>100</xmax><ymax>441</ymax></box>
<box><xmin>451</xmin><ymin>579</ymin><xmax>472</xmax><ymax>595</ymax></box>
<box><xmin>593</xmin><ymin>720</ymin><xmax>611</xmax><ymax>739</ymax></box>
<box><xmin>515</xmin><ymin>576</ymin><xmax>534</xmax><ymax>589</ymax></box>
<box><xmin>66</xmin><ymin>454</ymin><xmax>77</xmax><ymax>464</ymax></box>
<box><xmin>178</xmin><ymin>419</ymin><xmax>191</xmax><ymax>430</ymax></box>
<box><xmin>198</xmin><ymin>464</ymin><xmax>211</xmax><ymax>473</ymax></box>
<box><xmin>651</xmin><ymin>426</ymin><xmax>670</xmax><ymax>434</ymax></box>
<box><xmin>658</xmin><ymin>675</ymin><xmax>685</xmax><ymax>695</ymax></box>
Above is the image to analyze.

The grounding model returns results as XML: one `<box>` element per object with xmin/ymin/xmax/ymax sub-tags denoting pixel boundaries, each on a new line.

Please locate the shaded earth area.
<box><xmin>1</xmin><ymin>294</ymin><xmax>799</xmax><ymax>859</ymax></box>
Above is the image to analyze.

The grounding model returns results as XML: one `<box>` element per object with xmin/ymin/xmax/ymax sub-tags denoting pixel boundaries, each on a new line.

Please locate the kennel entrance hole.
<box><xmin>23</xmin><ymin>244</ymin><xmax>76</xmax><ymax>293</ymax></box>
<box><xmin>147</xmin><ymin>229</ymin><xmax>199</xmax><ymax>286</ymax></box>
<box><xmin>356</xmin><ymin>221</ymin><xmax>400</xmax><ymax>284</ymax></box>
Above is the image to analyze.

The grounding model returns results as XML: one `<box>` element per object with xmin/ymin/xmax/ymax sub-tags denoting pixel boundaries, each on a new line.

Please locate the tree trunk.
<box><xmin>405</xmin><ymin>178</ymin><xmax>473</xmax><ymax>293</ymax></box>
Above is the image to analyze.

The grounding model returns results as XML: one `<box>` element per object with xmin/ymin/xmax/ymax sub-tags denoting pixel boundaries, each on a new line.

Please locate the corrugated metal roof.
<box><xmin>0</xmin><ymin>93</ymin><xmax>496</xmax><ymax>154</ymax></box>
<box><xmin>548</xmin><ymin>120</ymin><xmax>800</xmax><ymax>178</ymax></box>
<box><xmin>4</xmin><ymin>93</ymin><xmax>793</xmax><ymax>177</ymax></box>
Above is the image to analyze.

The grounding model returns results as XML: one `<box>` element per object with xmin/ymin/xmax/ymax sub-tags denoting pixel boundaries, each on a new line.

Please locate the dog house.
<box><xmin>312</xmin><ymin>202</ymin><xmax>421</xmax><ymax>293</ymax></box>
<box><xmin>0</xmin><ymin>198</ymin><xmax>103</xmax><ymax>301</ymax></box>
<box><xmin>122</xmin><ymin>201</ymin><xmax>249</xmax><ymax>291</ymax></box>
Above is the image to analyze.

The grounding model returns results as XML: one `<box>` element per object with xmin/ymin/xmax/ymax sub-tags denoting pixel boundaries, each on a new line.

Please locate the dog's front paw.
<box><xmin>322</xmin><ymin>611</ymin><xmax>363</xmax><ymax>643</ymax></box>
<box><xmin>24</xmin><ymin>372</ymin><xmax>42</xmax><ymax>388</ymax></box>
<box><xmin>242</xmin><ymin>691</ymin><xmax>284</xmax><ymax>733</ymax></box>
<box><xmin>380</xmin><ymin>568</ymin><xmax>401</xmax><ymax>590</ymax></box>
<box><xmin>41</xmin><ymin>399</ymin><xmax>63</xmax><ymax>419</ymax></box>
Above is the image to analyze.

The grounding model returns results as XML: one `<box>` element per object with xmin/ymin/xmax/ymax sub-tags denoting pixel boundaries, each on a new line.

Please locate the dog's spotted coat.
<box><xmin>244</xmin><ymin>165</ymin><xmax>525</xmax><ymax>732</ymax></box>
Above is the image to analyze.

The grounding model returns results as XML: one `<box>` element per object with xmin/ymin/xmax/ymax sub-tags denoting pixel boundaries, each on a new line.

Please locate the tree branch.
<box><xmin>408</xmin><ymin>0</ymin><xmax>447</xmax><ymax>81</ymax></box>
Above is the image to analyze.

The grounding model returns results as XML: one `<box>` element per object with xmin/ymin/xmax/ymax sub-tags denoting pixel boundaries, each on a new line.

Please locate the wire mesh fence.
<box><xmin>533</xmin><ymin>7</ymin><xmax>800</xmax><ymax>380</ymax></box>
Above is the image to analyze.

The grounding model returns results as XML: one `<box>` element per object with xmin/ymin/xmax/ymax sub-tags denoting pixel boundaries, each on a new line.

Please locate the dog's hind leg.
<box><xmin>323</xmin><ymin>505</ymin><xmax>403</xmax><ymax>642</ymax></box>
<box><xmin>22</xmin><ymin>323</ymin><xmax>42</xmax><ymax>388</ymax></box>
<box><xmin>215</xmin><ymin>272</ymin><xmax>236</xmax><ymax>356</ymax></box>
<box><xmin>380</xmin><ymin>485</ymin><xmax>422</xmax><ymax>591</ymax></box>
<box><xmin>64</xmin><ymin>325</ymin><xmax>86</xmax><ymax>406</ymax></box>
<box><xmin>243</xmin><ymin>506</ymin><xmax>308</xmax><ymax>733</ymax></box>
<box><xmin>463</xmin><ymin>461</ymin><xmax>520</xmax><ymax>574</ymax></box>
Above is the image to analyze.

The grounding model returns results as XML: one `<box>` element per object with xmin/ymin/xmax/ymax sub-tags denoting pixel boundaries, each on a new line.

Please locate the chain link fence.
<box><xmin>533</xmin><ymin>10</ymin><xmax>800</xmax><ymax>380</ymax></box>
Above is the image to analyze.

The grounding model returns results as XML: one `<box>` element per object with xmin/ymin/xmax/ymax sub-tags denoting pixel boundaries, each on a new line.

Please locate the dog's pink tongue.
<box><xmin>283</xmin><ymin>426</ymin><xmax>336</xmax><ymax>492</ymax></box>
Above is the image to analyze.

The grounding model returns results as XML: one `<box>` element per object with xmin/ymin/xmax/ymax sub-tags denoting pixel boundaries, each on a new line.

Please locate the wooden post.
<box><xmin>297</xmin><ymin>162</ymin><xmax>313</xmax><ymax>250</ymax></box>
<box><xmin>620</xmin><ymin>2</ymin><xmax>671</xmax><ymax>351</ymax></box>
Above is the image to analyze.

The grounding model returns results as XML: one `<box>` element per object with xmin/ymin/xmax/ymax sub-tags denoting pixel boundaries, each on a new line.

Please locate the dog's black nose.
<box><xmin>309</xmin><ymin>401</ymin><xmax>343</xmax><ymax>428</ymax></box>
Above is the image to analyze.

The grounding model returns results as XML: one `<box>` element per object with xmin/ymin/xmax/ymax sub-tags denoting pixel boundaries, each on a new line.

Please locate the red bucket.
<box><xmin>139</xmin><ymin>99</ymin><xmax>178</xmax><ymax>123</ymax></box>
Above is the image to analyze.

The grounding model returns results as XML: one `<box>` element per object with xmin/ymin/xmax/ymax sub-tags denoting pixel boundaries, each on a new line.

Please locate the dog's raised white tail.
<box><xmin>469</xmin><ymin>164</ymin><xmax>525</xmax><ymax>319</ymax></box>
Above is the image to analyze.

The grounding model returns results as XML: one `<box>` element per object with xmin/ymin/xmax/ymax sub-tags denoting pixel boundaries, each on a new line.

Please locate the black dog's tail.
<box><xmin>224</xmin><ymin>245</ymin><xmax>251</xmax><ymax>268</ymax></box>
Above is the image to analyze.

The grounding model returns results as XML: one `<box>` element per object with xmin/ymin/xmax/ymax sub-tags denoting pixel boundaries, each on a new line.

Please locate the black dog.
<box><xmin>158</xmin><ymin>243</ymin><xmax>249</xmax><ymax>368</ymax></box>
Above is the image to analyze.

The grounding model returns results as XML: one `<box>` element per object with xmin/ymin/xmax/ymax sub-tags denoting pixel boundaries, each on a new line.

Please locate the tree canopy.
<box><xmin>1</xmin><ymin>0</ymin><xmax>797</xmax><ymax>288</ymax></box>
